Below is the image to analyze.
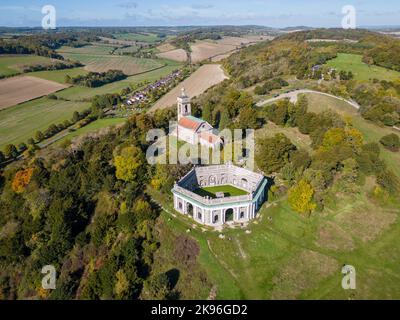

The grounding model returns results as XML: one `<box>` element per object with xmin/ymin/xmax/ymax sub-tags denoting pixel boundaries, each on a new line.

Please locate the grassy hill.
<box><xmin>326</xmin><ymin>53</ymin><xmax>400</xmax><ymax>81</ymax></box>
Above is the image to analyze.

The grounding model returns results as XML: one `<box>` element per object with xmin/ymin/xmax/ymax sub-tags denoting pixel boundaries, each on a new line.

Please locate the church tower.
<box><xmin>177</xmin><ymin>87</ymin><xmax>191</xmax><ymax>120</ymax></box>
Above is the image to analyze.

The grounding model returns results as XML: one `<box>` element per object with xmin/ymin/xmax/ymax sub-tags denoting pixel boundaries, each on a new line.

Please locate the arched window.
<box><xmin>213</xmin><ymin>215</ymin><xmax>219</xmax><ymax>223</ymax></box>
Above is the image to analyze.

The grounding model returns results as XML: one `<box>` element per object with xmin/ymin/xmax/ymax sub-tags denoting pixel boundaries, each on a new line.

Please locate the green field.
<box><xmin>55</xmin><ymin>117</ymin><xmax>126</xmax><ymax>145</ymax></box>
<box><xmin>194</xmin><ymin>185</ymin><xmax>249</xmax><ymax>198</ymax></box>
<box><xmin>0</xmin><ymin>97</ymin><xmax>90</xmax><ymax>150</ymax></box>
<box><xmin>28</xmin><ymin>67</ymin><xmax>89</xmax><ymax>84</ymax></box>
<box><xmin>326</xmin><ymin>53</ymin><xmax>400</xmax><ymax>81</ymax></box>
<box><xmin>113</xmin><ymin>32</ymin><xmax>161</xmax><ymax>43</ymax></box>
<box><xmin>58</xmin><ymin>45</ymin><xmax>118</xmax><ymax>55</ymax></box>
<box><xmin>59</xmin><ymin>52</ymin><xmax>164</xmax><ymax>76</ymax></box>
<box><xmin>114</xmin><ymin>45</ymin><xmax>140</xmax><ymax>55</ymax></box>
<box><xmin>0</xmin><ymin>54</ymin><xmax>59</xmax><ymax>77</ymax></box>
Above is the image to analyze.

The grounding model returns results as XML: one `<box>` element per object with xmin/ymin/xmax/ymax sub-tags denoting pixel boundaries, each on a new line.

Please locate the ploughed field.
<box><xmin>150</xmin><ymin>64</ymin><xmax>228</xmax><ymax>111</ymax></box>
<box><xmin>156</xmin><ymin>36</ymin><xmax>272</xmax><ymax>63</ymax></box>
<box><xmin>193</xmin><ymin>185</ymin><xmax>249</xmax><ymax>199</ymax></box>
<box><xmin>0</xmin><ymin>75</ymin><xmax>67</xmax><ymax>110</ymax></box>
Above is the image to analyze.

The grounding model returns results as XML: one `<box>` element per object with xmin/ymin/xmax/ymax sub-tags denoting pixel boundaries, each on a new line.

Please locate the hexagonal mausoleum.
<box><xmin>172</xmin><ymin>164</ymin><xmax>268</xmax><ymax>227</ymax></box>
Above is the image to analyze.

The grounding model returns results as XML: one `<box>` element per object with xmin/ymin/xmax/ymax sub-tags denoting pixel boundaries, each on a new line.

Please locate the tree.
<box><xmin>319</xmin><ymin>127</ymin><xmax>363</xmax><ymax>153</ymax></box>
<box><xmin>11</xmin><ymin>168</ymin><xmax>34</xmax><ymax>193</ymax></box>
<box><xmin>256</xmin><ymin>133</ymin><xmax>296</xmax><ymax>174</ymax></box>
<box><xmin>27</xmin><ymin>138</ymin><xmax>35</xmax><ymax>146</ymax></box>
<box><xmin>288</xmin><ymin>179</ymin><xmax>317</xmax><ymax>214</ymax></box>
<box><xmin>0</xmin><ymin>151</ymin><xmax>5</xmax><ymax>163</ymax></box>
<box><xmin>288</xmin><ymin>95</ymin><xmax>308</xmax><ymax>127</ymax></box>
<box><xmin>72</xmin><ymin>111</ymin><xmax>80</xmax><ymax>123</ymax></box>
<box><xmin>377</xmin><ymin>170</ymin><xmax>400</xmax><ymax>195</ymax></box>
<box><xmin>35</xmin><ymin>130</ymin><xmax>44</xmax><ymax>143</ymax></box>
<box><xmin>114</xmin><ymin>146</ymin><xmax>145</xmax><ymax>183</ymax></box>
<box><xmin>202</xmin><ymin>102</ymin><xmax>212</xmax><ymax>124</ymax></box>
<box><xmin>18</xmin><ymin>142</ymin><xmax>27</xmax><ymax>152</ymax></box>
<box><xmin>4</xmin><ymin>144</ymin><xmax>18</xmax><ymax>159</ymax></box>
<box><xmin>142</xmin><ymin>273</ymin><xmax>171</xmax><ymax>300</ymax></box>
<box><xmin>238</xmin><ymin>106</ymin><xmax>258</xmax><ymax>129</ymax></box>
<box><xmin>218</xmin><ymin>109</ymin><xmax>230</xmax><ymax>130</ymax></box>
<box><xmin>380</xmin><ymin>133</ymin><xmax>400</xmax><ymax>152</ymax></box>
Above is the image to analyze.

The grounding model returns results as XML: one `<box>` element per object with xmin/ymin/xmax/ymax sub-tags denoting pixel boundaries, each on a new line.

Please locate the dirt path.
<box><xmin>256</xmin><ymin>89</ymin><xmax>361</xmax><ymax>110</ymax></box>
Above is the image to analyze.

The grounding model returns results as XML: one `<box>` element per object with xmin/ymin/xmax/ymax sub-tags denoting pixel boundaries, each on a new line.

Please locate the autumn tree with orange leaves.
<box><xmin>11</xmin><ymin>168</ymin><xmax>34</xmax><ymax>193</ymax></box>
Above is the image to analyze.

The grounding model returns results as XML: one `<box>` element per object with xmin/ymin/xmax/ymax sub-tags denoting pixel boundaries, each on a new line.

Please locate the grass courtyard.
<box><xmin>193</xmin><ymin>185</ymin><xmax>249</xmax><ymax>199</ymax></box>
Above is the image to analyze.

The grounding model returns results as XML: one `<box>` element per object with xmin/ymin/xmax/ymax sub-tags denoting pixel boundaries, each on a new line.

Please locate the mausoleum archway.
<box><xmin>225</xmin><ymin>208</ymin><xmax>234</xmax><ymax>222</ymax></box>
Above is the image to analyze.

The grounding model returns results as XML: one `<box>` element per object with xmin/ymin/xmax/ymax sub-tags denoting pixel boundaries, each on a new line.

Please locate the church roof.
<box><xmin>178</xmin><ymin>116</ymin><xmax>205</xmax><ymax>131</ymax></box>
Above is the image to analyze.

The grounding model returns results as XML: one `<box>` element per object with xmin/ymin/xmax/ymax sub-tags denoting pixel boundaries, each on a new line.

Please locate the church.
<box><xmin>171</xmin><ymin>88</ymin><xmax>222</xmax><ymax>149</ymax></box>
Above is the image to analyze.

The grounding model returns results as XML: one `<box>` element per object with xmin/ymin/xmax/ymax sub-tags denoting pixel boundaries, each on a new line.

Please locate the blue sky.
<box><xmin>1</xmin><ymin>0</ymin><xmax>399</xmax><ymax>27</ymax></box>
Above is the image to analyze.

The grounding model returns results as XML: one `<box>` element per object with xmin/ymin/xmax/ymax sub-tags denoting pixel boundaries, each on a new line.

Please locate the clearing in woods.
<box><xmin>150</xmin><ymin>64</ymin><xmax>228</xmax><ymax>111</ymax></box>
<box><xmin>0</xmin><ymin>75</ymin><xmax>67</xmax><ymax>110</ymax></box>
<box><xmin>326</xmin><ymin>53</ymin><xmax>400</xmax><ymax>81</ymax></box>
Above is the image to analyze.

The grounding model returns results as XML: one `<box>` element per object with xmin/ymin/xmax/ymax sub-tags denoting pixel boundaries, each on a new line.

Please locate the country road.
<box><xmin>256</xmin><ymin>89</ymin><xmax>361</xmax><ymax>110</ymax></box>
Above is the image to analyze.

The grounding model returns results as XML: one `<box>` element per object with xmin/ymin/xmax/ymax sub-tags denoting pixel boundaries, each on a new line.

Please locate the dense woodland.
<box><xmin>0</xmin><ymin>109</ymin><xmax>203</xmax><ymax>299</ymax></box>
<box><xmin>0</xmin><ymin>32</ymin><xmax>102</xmax><ymax>60</ymax></box>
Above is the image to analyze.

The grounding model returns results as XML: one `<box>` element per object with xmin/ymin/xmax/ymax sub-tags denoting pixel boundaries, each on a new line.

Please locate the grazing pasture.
<box><xmin>53</xmin><ymin>117</ymin><xmax>126</xmax><ymax>146</ymax></box>
<box><xmin>0</xmin><ymin>76</ymin><xmax>67</xmax><ymax>110</ymax></box>
<box><xmin>58</xmin><ymin>45</ymin><xmax>117</xmax><ymax>55</ymax></box>
<box><xmin>0</xmin><ymin>54</ymin><xmax>62</xmax><ymax>77</ymax></box>
<box><xmin>28</xmin><ymin>67</ymin><xmax>89</xmax><ymax>84</ymax></box>
<box><xmin>112</xmin><ymin>32</ymin><xmax>161</xmax><ymax>43</ymax></box>
<box><xmin>150</xmin><ymin>64</ymin><xmax>228</xmax><ymax>111</ymax></box>
<box><xmin>59</xmin><ymin>51</ymin><xmax>165</xmax><ymax>75</ymax></box>
<box><xmin>0</xmin><ymin>97</ymin><xmax>90</xmax><ymax>149</ymax></box>
<box><xmin>326</xmin><ymin>53</ymin><xmax>400</xmax><ymax>81</ymax></box>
